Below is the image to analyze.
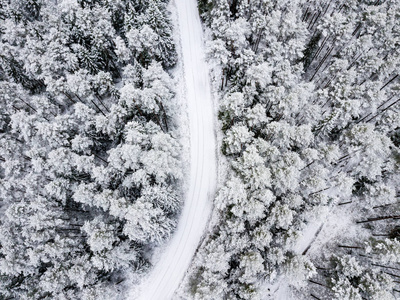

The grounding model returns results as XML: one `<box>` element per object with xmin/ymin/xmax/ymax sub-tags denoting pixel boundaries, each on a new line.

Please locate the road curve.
<box><xmin>134</xmin><ymin>0</ymin><xmax>217</xmax><ymax>299</ymax></box>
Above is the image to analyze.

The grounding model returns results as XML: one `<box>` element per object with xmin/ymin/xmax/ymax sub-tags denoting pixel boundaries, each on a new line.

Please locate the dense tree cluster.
<box><xmin>0</xmin><ymin>0</ymin><xmax>182</xmax><ymax>298</ymax></box>
<box><xmin>183</xmin><ymin>0</ymin><xmax>400</xmax><ymax>299</ymax></box>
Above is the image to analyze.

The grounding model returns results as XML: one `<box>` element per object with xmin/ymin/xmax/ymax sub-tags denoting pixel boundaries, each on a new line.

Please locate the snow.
<box><xmin>129</xmin><ymin>0</ymin><xmax>217</xmax><ymax>299</ymax></box>
<box><xmin>263</xmin><ymin>202</ymin><xmax>371</xmax><ymax>300</ymax></box>
<box><xmin>293</xmin><ymin>220</ymin><xmax>324</xmax><ymax>255</ymax></box>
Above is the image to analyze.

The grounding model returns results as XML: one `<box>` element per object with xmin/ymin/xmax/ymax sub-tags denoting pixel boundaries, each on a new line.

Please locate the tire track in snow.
<box><xmin>133</xmin><ymin>0</ymin><xmax>217</xmax><ymax>298</ymax></box>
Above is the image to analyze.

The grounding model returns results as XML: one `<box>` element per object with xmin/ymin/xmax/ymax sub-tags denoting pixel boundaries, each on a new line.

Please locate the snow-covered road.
<box><xmin>134</xmin><ymin>0</ymin><xmax>216</xmax><ymax>299</ymax></box>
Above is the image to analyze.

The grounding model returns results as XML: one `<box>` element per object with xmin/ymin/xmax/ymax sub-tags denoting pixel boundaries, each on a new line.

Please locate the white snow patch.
<box><xmin>266</xmin><ymin>202</ymin><xmax>369</xmax><ymax>299</ymax></box>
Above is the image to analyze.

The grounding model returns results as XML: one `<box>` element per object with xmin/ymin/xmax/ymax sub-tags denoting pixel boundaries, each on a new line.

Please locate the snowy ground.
<box><xmin>129</xmin><ymin>0</ymin><xmax>217</xmax><ymax>299</ymax></box>
<box><xmin>263</xmin><ymin>202</ymin><xmax>370</xmax><ymax>300</ymax></box>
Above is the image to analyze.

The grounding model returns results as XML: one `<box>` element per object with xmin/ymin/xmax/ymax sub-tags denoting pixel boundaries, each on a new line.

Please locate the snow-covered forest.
<box><xmin>179</xmin><ymin>0</ymin><xmax>400</xmax><ymax>299</ymax></box>
<box><xmin>1</xmin><ymin>0</ymin><xmax>400</xmax><ymax>299</ymax></box>
<box><xmin>0</xmin><ymin>0</ymin><xmax>183</xmax><ymax>299</ymax></box>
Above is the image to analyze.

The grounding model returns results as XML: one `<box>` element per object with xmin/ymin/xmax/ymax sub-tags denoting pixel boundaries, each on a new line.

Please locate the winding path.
<box><xmin>135</xmin><ymin>0</ymin><xmax>216</xmax><ymax>299</ymax></box>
